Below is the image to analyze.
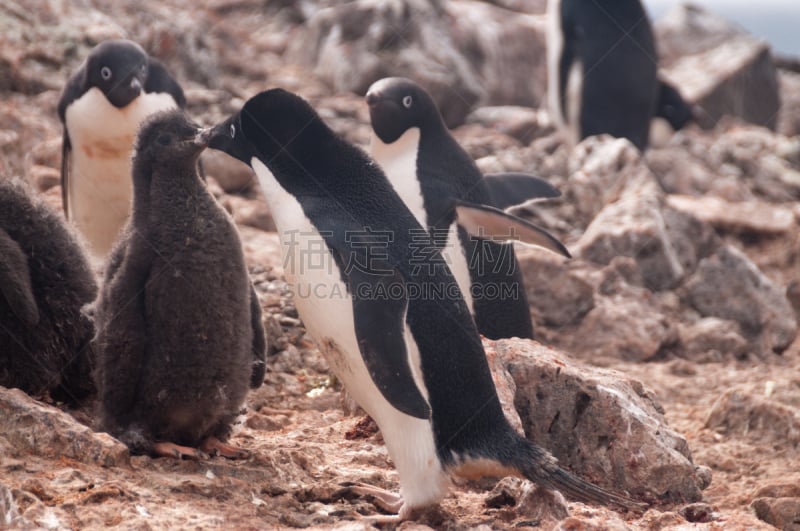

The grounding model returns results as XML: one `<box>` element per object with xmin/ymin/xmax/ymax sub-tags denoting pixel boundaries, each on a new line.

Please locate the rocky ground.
<box><xmin>2</xmin><ymin>0</ymin><xmax>800</xmax><ymax>529</ymax></box>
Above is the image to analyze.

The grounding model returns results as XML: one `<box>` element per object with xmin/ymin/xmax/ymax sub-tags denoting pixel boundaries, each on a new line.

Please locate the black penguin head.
<box><xmin>365</xmin><ymin>77</ymin><xmax>443</xmax><ymax>143</ymax></box>
<box><xmin>134</xmin><ymin>110</ymin><xmax>207</xmax><ymax>169</ymax></box>
<box><xmin>85</xmin><ymin>40</ymin><xmax>149</xmax><ymax>108</ymax></box>
<box><xmin>207</xmin><ymin>88</ymin><xmax>328</xmax><ymax>170</ymax></box>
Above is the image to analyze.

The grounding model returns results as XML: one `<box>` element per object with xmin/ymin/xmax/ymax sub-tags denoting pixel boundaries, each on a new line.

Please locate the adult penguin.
<box><xmin>58</xmin><ymin>39</ymin><xmax>185</xmax><ymax>261</ymax></box>
<box><xmin>547</xmin><ymin>0</ymin><xmax>659</xmax><ymax>150</ymax></box>
<box><xmin>205</xmin><ymin>88</ymin><xmax>643</xmax><ymax>518</ymax></box>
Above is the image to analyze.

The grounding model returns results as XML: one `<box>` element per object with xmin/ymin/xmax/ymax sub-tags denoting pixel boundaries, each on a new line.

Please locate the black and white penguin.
<box><xmin>58</xmin><ymin>39</ymin><xmax>185</xmax><ymax>262</ymax></box>
<box><xmin>92</xmin><ymin>110</ymin><xmax>266</xmax><ymax>459</ymax></box>
<box><xmin>546</xmin><ymin>0</ymin><xmax>659</xmax><ymax>150</ymax></box>
<box><xmin>365</xmin><ymin>77</ymin><xmax>570</xmax><ymax>341</ymax></box>
<box><xmin>0</xmin><ymin>178</ymin><xmax>96</xmax><ymax>404</ymax></box>
<box><xmin>206</xmin><ymin>89</ymin><xmax>642</xmax><ymax>518</ymax></box>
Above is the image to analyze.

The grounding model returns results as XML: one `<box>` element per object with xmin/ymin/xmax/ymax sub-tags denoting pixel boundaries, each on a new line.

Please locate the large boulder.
<box><xmin>0</xmin><ymin>387</ymin><xmax>129</xmax><ymax>467</ymax></box>
<box><xmin>574</xmin><ymin>174</ymin><xmax>685</xmax><ymax>292</ymax></box>
<box><xmin>286</xmin><ymin>0</ymin><xmax>550</xmax><ymax>126</ymax></box>
<box><xmin>494</xmin><ymin>339</ymin><xmax>706</xmax><ymax>502</ymax></box>
<box><xmin>655</xmin><ymin>4</ymin><xmax>781</xmax><ymax>130</ymax></box>
<box><xmin>286</xmin><ymin>0</ymin><xmax>482</xmax><ymax>126</ymax></box>
<box><xmin>705</xmin><ymin>388</ymin><xmax>800</xmax><ymax>447</ymax></box>
<box><xmin>680</xmin><ymin>245</ymin><xmax>798</xmax><ymax>355</ymax></box>
<box><xmin>447</xmin><ymin>1</ymin><xmax>547</xmax><ymax>109</ymax></box>
<box><xmin>516</xmin><ymin>248</ymin><xmax>594</xmax><ymax>329</ymax></box>
<box><xmin>666</xmin><ymin>194</ymin><xmax>796</xmax><ymax>236</ymax></box>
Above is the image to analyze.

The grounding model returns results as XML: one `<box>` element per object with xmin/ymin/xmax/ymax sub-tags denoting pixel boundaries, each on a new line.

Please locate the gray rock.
<box><xmin>565</xmin><ymin>137</ymin><xmax>649</xmax><ymax>226</ymax></box>
<box><xmin>465</xmin><ymin>106</ymin><xmax>550</xmax><ymax>145</ymax></box>
<box><xmin>778</xmin><ymin>70</ymin><xmax>800</xmax><ymax>137</ymax></box>
<box><xmin>754</xmin><ymin>482</ymin><xmax>800</xmax><ymax>499</ymax></box>
<box><xmin>705</xmin><ymin>388</ymin><xmax>800</xmax><ymax>446</ymax></box>
<box><xmin>707</xmin><ymin>128</ymin><xmax>800</xmax><ymax>202</ymax></box>
<box><xmin>515</xmin><ymin>248</ymin><xmax>594</xmax><ymax>328</ymax></box>
<box><xmin>574</xmin><ymin>173</ymin><xmax>686</xmax><ymax>291</ymax></box>
<box><xmin>0</xmin><ymin>483</ymin><xmax>22</xmax><ymax>528</ymax></box>
<box><xmin>478</xmin><ymin>0</ymin><xmax>546</xmax><ymax>14</ymax></box>
<box><xmin>679</xmin><ymin>502</ymin><xmax>716</xmax><ymax>523</ymax></box>
<box><xmin>680</xmin><ymin>245</ymin><xmax>798</xmax><ymax>354</ymax></box>
<box><xmin>497</xmin><ymin>339</ymin><xmax>704</xmax><ymax>502</ymax></box>
<box><xmin>655</xmin><ymin>4</ymin><xmax>780</xmax><ymax>130</ymax></box>
<box><xmin>661</xmin><ymin>206</ymin><xmax>721</xmax><ymax>276</ymax></box>
<box><xmin>484</xmin><ymin>477</ymin><xmax>569</xmax><ymax>524</ymax></box>
<box><xmin>678</xmin><ymin>318</ymin><xmax>750</xmax><ymax>362</ymax></box>
<box><xmin>751</xmin><ymin>497</ymin><xmax>800</xmax><ymax>530</ymax></box>
<box><xmin>286</xmin><ymin>0</ymin><xmax>482</xmax><ymax>127</ymax></box>
<box><xmin>565</xmin><ymin>291</ymin><xmax>676</xmax><ymax>363</ymax></box>
<box><xmin>447</xmin><ymin>2</ymin><xmax>547</xmax><ymax>109</ymax></box>
<box><xmin>666</xmin><ymin>194</ymin><xmax>796</xmax><ymax>236</ymax></box>
<box><xmin>0</xmin><ymin>387</ymin><xmax>129</xmax><ymax>467</ymax></box>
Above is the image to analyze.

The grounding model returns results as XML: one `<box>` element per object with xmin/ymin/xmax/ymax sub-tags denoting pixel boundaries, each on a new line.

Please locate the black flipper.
<box><xmin>454</xmin><ymin>201</ymin><xmax>571</xmax><ymax>258</ymax></box>
<box><xmin>349</xmin><ymin>263</ymin><xmax>431</xmax><ymax>420</ymax></box>
<box><xmin>483</xmin><ymin>173</ymin><xmax>561</xmax><ymax>210</ymax></box>
<box><xmin>0</xmin><ymin>229</ymin><xmax>39</xmax><ymax>326</ymax></box>
<box><xmin>144</xmin><ymin>58</ymin><xmax>186</xmax><ymax>107</ymax></box>
<box><xmin>60</xmin><ymin>131</ymin><xmax>71</xmax><ymax>218</ymax></box>
<box><xmin>249</xmin><ymin>282</ymin><xmax>267</xmax><ymax>388</ymax></box>
<box><xmin>655</xmin><ymin>79</ymin><xmax>693</xmax><ymax>131</ymax></box>
<box><xmin>557</xmin><ymin>2</ymin><xmax>577</xmax><ymax>121</ymax></box>
<box><xmin>57</xmin><ymin>64</ymin><xmax>85</xmax><ymax>219</ymax></box>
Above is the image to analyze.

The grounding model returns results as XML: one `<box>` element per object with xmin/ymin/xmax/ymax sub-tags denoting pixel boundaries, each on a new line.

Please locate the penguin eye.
<box><xmin>229</xmin><ymin>124</ymin><xmax>236</xmax><ymax>138</ymax></box>
<box><xmin>100</xmin><ymin>66</ymin><xmax>112</xmax><ymax>81</ymax></box>
<box><xmin>156</xmin><ymin>134</ymin><xmax>171</xmax><ymax>146</ymax></box>
<box><xmin>402</xmin><ymin>95</ymin><xmax>413</xmax><ymax>109</ymax></box>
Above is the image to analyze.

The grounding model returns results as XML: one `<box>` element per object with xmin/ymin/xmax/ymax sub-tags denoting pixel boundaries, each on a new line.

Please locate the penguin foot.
<box><xmin>152</xmin><ymin>441</ymin><xmax>208</xmax><ymax>460</ymax></box>
<box><xmin>200</xmin><ymin>436</ymin><xmax>250</xmax><ymax>459</ymax></box>
<box><xmin>347</xmin><ymin>482</ymin><xmax>404</xmax><ymax>514</ymax></box>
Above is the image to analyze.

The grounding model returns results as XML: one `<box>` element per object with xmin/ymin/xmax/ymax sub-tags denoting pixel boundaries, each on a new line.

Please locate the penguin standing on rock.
<box><xmin>366</xmin><ymin>77</ymin><xmax>570</xmax><ymax>340</ymax></box>
<box><xmin>0</xmin><ymin>178</ymin><xmax>97</xmax><ymax>404</ymax></box>
<box><xmin>206</xmin><ymin>89</ymin><xmax>644</xmax><ymax>518</ymax></box>
<box><xmin>547</xmin><ymin>0</ymin><xmax>661</xmax><ymax>150</ymax></box>
<box><xmin>92</xmin><ymin>110</ymin><xmax>266</xmax><ymax>459</ymax></box>
<box><xmin>58</xmin><ymin>39</ymin><xmax>185</xmax><ymax>262</ymax></box>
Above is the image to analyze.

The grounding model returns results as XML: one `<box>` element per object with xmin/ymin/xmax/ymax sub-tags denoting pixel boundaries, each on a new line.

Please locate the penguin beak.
<box><xmin>130</xmin><ymin>77</ymin><xmax>142</xmax><ymax>93</ymax></box>
<box><xmin>195</xmin><ymin>128</ymin><xmax>211</xmax><ymax>148</ymax></box>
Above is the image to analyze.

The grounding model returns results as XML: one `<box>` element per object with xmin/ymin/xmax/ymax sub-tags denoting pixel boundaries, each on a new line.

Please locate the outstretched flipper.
<box><xmin>483</xmin><ymin>172</ymin><xmax>561</xmax><ymax>210</ymax></box>
<box><xmin>0</xmin><ymin>229</ymin><xmax>39</xmax><ymax>326</ymax></box>
<box><xmin>454</xmin><ymin>201</ymin><xmax>571</xmax><ymax>258</ymax></box>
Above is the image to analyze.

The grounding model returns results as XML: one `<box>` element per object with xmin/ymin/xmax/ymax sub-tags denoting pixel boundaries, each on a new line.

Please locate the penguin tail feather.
<box><xmin>509</xmin><ymin>435</ymin><xmax>647</xmax><ymax>512</ymax></box>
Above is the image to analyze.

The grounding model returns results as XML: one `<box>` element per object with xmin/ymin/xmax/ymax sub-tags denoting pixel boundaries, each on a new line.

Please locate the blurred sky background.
<box><xmin>643</xmin><ymin>0</ymin><xmax>800</xmax><ymax>57</ymax></box>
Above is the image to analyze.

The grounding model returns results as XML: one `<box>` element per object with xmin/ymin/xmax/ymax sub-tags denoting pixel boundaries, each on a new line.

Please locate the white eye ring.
<box><xmin>100</xmin><ymin>66</ymin><xmax>112</xmax><ymax>80</ymax></box>
<box><xmin>402</xmin><ymin>95</ymin><xmax>413</xmax><ymax>108</ymax></box>
<box><xmin>230</xmin><ymin>124</ymin><xmax>236</xmax><ymax>138</ymax></box>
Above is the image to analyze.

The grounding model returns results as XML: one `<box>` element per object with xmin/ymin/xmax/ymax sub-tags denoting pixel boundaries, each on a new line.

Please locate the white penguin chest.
<box><xmin>369</xmin><ymin>129</ymin><xmax>474</xmax><ymax>313</ymax></box>
<box><xmin>64</xmin><ymin>88</ymin><xmax>177</xmax><ymax>258</ymax></box>
<box><xmin>250</xmin><ymin>156</ymin><xmax>446</xmax><ymax>508</ymax></box>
